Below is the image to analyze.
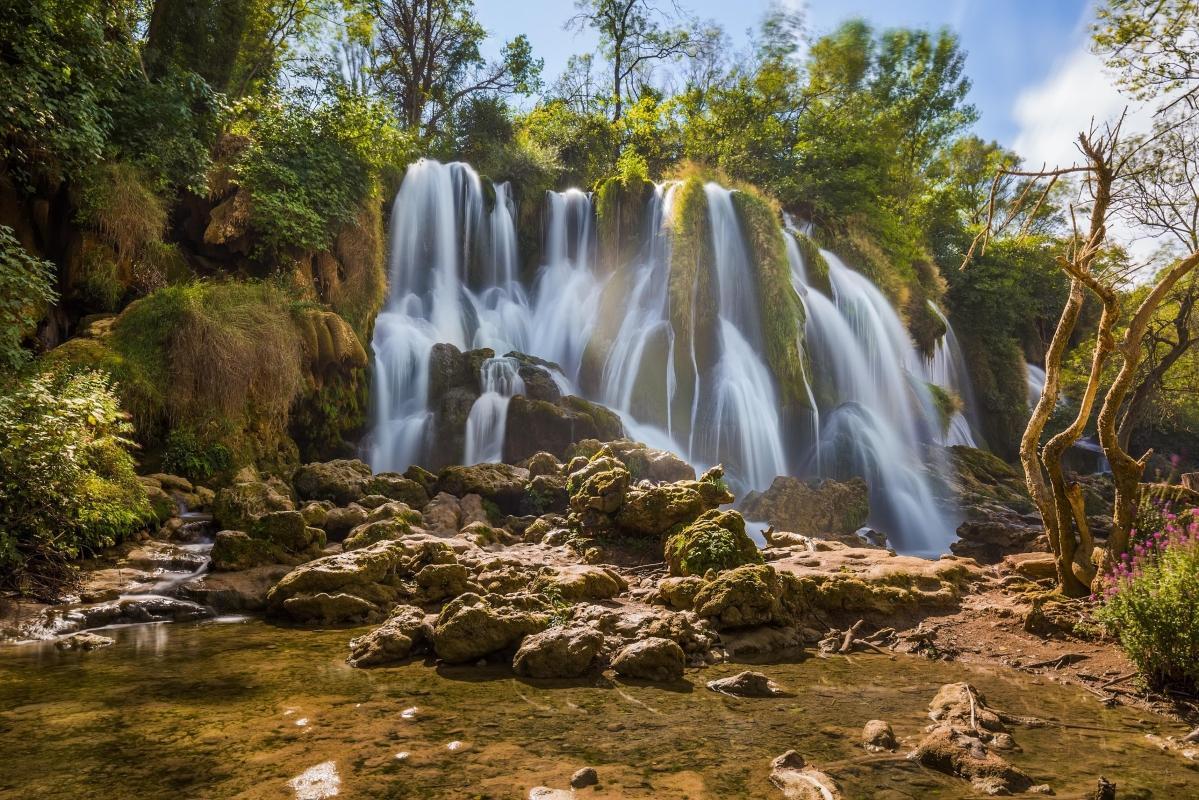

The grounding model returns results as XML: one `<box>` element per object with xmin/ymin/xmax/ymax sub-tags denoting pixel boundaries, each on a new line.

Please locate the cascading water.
<box><xmin>369</xmin><ymin>158</ymin><xmax>979</xmax><ymax>553</ymax></box>
<box><xmin>463</xmin><ymin>357</ymin><xmax>525</xmax><ymax>465</ymax></box>
<box><xmin>926</xmin><ymin>302</ymin><xmax>982</xmax><ymax>448</ymax></box>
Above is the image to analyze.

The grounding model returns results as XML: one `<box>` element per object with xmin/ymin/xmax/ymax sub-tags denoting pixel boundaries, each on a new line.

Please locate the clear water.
<box><xmin>0</xmin><ymin>620</ymin><xmax>1193</xmax><ymax>799</ymax></box>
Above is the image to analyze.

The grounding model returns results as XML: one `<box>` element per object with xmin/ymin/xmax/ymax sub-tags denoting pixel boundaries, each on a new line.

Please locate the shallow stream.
<box><xmin>0</xmin><ymin>620</ymin><xmax>1193</xmax><ymax>799</ymax></box>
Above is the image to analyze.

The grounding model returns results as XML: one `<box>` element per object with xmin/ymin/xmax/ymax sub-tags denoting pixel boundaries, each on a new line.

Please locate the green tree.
<box><xmin>1093</xmin><ymin>0</ymin><xmax>1199</xmax><ymax>111</ymax></box>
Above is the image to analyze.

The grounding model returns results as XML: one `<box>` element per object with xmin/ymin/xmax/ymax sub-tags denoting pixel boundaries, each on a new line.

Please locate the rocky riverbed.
<box><xmin>1</xmin><ymin>439</ymin><xmax>1196</xmax><ymax>797</ymax></box>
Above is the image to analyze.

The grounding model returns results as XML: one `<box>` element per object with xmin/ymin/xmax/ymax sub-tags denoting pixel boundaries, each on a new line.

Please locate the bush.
<box><xmin>0</xmin><ymin>226</ymin><xmax>58</xmax><ymax>370</ymax></box>
<box><xmin>0</xmin><ymin>369</ymin><xmax>150</xmax><ymax>596</ymax></box>
<box><xmin>1095</xmin><ymin>511</ymin><xmax>1199</xmax><ymax>691</ymax></box>
<box><xmin>161</xmin><ymin>429</ymin><xmax>232</xmax><ymax>483</ymax></box>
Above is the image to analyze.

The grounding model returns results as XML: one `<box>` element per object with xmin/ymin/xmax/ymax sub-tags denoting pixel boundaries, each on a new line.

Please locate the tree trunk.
<box><xmin>1096</xmin><ymin>251</ymin><xmax>1199</xmax><ymax>585</ymax></box>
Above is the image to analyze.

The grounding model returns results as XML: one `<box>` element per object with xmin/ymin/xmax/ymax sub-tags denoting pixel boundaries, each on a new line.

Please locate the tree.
<box><xmin>567</xmin><ymin>0</ymin><xmax>709</xmax><ymax>122</ymax></box>
<box><xmin>370</xmin><ymin>0</ymin><xmax>542</xmax><ymax>138</ymax></box>
<box><xmin>1094</xmin><ymin>0</ymin><xmax>1199</xmax><ymax>112</ymax></box>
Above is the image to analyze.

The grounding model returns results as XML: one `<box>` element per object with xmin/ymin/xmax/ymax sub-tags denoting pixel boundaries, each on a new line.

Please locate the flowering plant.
<box><xmin>1094</xmin><ymin>508</ymin><xmax>1199</xmax><ymax>690</ymax></box>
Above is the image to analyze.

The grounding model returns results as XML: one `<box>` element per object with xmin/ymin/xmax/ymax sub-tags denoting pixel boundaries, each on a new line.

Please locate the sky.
<box><xmin>474</xmin><ymin>0</ymin><xmax>1158</xmax><ymax>170</ymax></box>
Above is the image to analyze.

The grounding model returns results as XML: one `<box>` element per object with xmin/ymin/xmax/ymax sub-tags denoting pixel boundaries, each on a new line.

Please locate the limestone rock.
<box><xmin>54</xmin><ymin>632</ymin><xmax>115</xmax><ymax>651</ymax></box>
<box><xmin>706</xmin><ymin>670</ymin><xmax>787</xmax><ymax>697</ymax></box>
<box><xmin>536</xmin><ymin>565</ymin><xmax>627</xmax><ymax>602</ymax></box>
<box><xmin>363</xmin><ymin>473</ymin><xmax>430</xmax><ymax>509</ymax></box>
<box><xmin>512</xmin><ymin>624</ymin><xmax>604</xmax><ymax>678</ymax></box>
<box><xmin>862</xmin><ymin>720</ymin><xmax>896</xmax><ymax>753</ymax></box>
<box><xmin>691</xmin><ymin>564</ymin><xmax>808</xmax><ymax>629</ymax></box>
<box><xmin>344</xmin><ymin>518</ymin><xmax>411</xmax><ymax>551</ymax></box>
<box><xmin>568</xmin><ymin>457</ymin><xmax>630</xmax><ymax>515</ymax></box>
<box><xmin>740</xmin><ymin>475</ymin><xmax>869</xmax><ymax>538</ymax></box>
<box><xmin>658</xmin><ymin>576</ymin><xmax>705</xmax><ymax>609</ymax></box>
<box><xmin>437</xmin><ymin>463</ymin><xmax>530</xmax><ymax>514</ymax></box>
<box><xmin>415</xmin><ymin>562</ymin><xmax>473</xmax><ymax>601</ymax></box>
<box><xmin>210</xmin><ymin>530</ymin><xmax>282</xmax><ymax>571</ymax></box>
<box><xmin>347</xmin><ymin>605</ymin><xmax>429</xmax><ymax>667</ymax></box>
<box><xmin>213</xmin><ymin>480</ymin><xmax>293</xmax><ymax>532</ymax></box>
<box><xmin>611</xmin><ymin>637</ymin><xmax>685</xmax><ymax>682</ymax></box>
<box><xmin>178</xmin><ymin>565</ymin><xmax>291</xmax><ymax>611</ymax></box>
<box><xmin>422</xmin><ymin>492</ymin><xmax>463</xmax><ymax>535</ymax></box>
<box><xmin>266</xmin><ymin>539</ymin><xmax>420</xmax><ymax>624</ymax></box>
<box><xmin>323</xmin><ymin>504</ymin><xmax>368</xmax><ymax>541</ymax></box>
<box><xmin>664</xmin><ymin>509</ymin><xmax>762</xmax><ymax>577</ymax></box>
<box><xmin>293</xmin><ymin>459</ymin><xmax>372</xmax><ymax>505</ymax></box>
<box><xmin>614</xmin><ymin>471</ymin><xmax>732</xmax><ymax>537</ymax></box>
<box><xmin>768</xmin><ymin>751</ymin><xmax>843</xmax><ymax>800</ymax></box>
<box><xmin>432</xmin><ymin>593</ymin><xmax>551</xmax><ymax>663</ymax></box>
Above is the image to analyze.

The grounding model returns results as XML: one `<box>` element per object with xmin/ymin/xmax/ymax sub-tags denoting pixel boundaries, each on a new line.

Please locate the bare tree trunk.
<box><xmin>1096</xmin><ymin>251</ymin><xmax>1199</xmax><ymax>584</ymax></box>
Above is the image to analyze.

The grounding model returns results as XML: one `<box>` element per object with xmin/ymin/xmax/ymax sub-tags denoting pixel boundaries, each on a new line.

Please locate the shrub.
<box><xmin>161</xmin><ymin>429</ymin><xmax>232</xmax><ymax>483</ymax></box>
<box><xmin>0</xmin><ymin>226</ymin><xmax>58</xmax><ymax>370</ymax></box>
<box><xmin>0</xmin><ymin>369</ymin><xmax>150</xmax><ymax>596</ymax></box>
<box><xmin>1095</xmin><ymin>510</ymin><xmax>1199</xmax><ymax>691</ymax></box>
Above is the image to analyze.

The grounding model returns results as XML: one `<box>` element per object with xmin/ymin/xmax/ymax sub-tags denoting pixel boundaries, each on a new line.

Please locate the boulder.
<box><xmin>572</xmin><ymin>604</ymin><xmax>718</xmax><ymax>657</ymax></box>
<box><xmin>536</xmin><ymin>565</ymin><xmax>627</xmax><ymax>602</ymax></box>
<box><xmin>615</xmin><ymin>482</ymin><xmax>719</xmax><ymax>538</ymax></box>
<box><xmin>519</xmin><ymin>451</ymin><xmax>564</xmax><ymax>479</ymax></box>
<box><xmin>210</xmin><ymin>531</ymin><xmax>283</xmax><ymax>571</ymax></box>
<box><xmin>293</xmin><ymin>459</ymin><xmax>372</xmax><ymax>505</ymax></box>
<box><xmin>739</xmin><ymin>476</ymin><xmax>869</xmax><ymax>538</ymax></box>
<box><xmin>414</xmin><ymin>562</ymin><xmax>473</xmax><ymax>601</ymax></box>
<box><xmin>363</xmin><ymin>473</ymin><xmax>430</xmax><ymax>509</ymax></box>
<box><xmin>909</xmin><ymin>725</ymin><xmax>1032</xmax><ymax>795</ymax></box>
<box><xmin>953</xmin><ymin>510</ymin><xmax>1045</xmax><ymax>564</ymax></box>
<box><xmin>568</xmin><ymin>439</ymin><xmax>696</xmax><ymax>483</ymax></box>
<box><xmin>421</xmin><ymin>492</ymin><xmax>462</xmax><ymax>535</ymax></box>
<box><xmin>299</xmin><ymin>501</ymin><xmax>333</xmax><ymax>528</ymax></box>
<box><xmin>610</xmin><ymin>637</ymin><xmax>685</xmax><ymax>682</ymax></box>
<box><xmin>347</xmin><ymin>605</ymin><xmax>430</xmax><ymax>667</ymax></box>
<box><xmin>862</xmin><ymin>720</ymin><xmax>897</xmax><ymax>753</ymax></box>
<box><xmin>570</xmin><ymin>768</ymin><xmax>598</xmax><ymax>789</ymax></box>
<box><xmin>502</xmin><ymin>395</ymin><xmax>624</xmax><ymax>463</ymax></box>
<box><xmin>657</xmin><ymin>576</ymin><xmax>705</xmax><ymax>610</ymax></box>
<box><xmin>253</xmin><ymin>511</ymin><xmax>325</xmax><ymax>553</ymax></box>
<box><xmin>768</xmin><ymin>751</ymin><xmax>843</xmax><ymax>800</ymax></box>
<box><xmin>691</xmin><ymin>564</ymin><xmax>808</xmax><ymax>629</ymax></box>
<box><xmin>664</xmin><ymin>509</ymin><xmax>762</xmax><ymax>577</ymax></box>
<box><xmin>927</xmin><ymin>683</ymin><xmax>1007</xmax><ymax>733</ymax></box>
<box><xmin>522</xmin><ymin>474</ymin><xmax>569</xmax><ymax>515</ymax></box>
<box><xmin>323</xmin><ymin>504</ymin><xmax>368</xmax><ymax>541</ymax></box>
<box><xmin>212</xmin><ymin>480</ymin><xmax>293</xmax><ymax>531</ymax></box>
<box><xmin>1004</xmin><ymin>552</ymin><xmax>1058</xmax><ymax>582</ymax></box>
<box><xmin>512</xmin><ymin>624</ymin><xmax>605</xmax><ymax>678</ymax></box>
<box><xmin>568</xmin><ymin>458</ymin><xmax>630</xmax><ymax>515</ymax></box>
<box><xmin>437</xmin><ymin>463</ymin><xmax>530</xmax><ymax>514</ymax></box>
<box><xmin>54</xmin><ymin>632</ymin><xmax>115</xmax><ymax>651</ymax></box>
<box><xmin>344</xmin><ymin>518</ymin><xmax>411</xmax><ymax>551</ymax></box>
<box><xmin>706</xmin><ymin>670</ymin><xmax>787</xmax><ymax>697</ymax></box>
<box><xmin>432</xmin><ymin>593</ymin><xmax>552</xmax><ymax>663</ymax></box>
<box><xmin>178</xmin><ymin>565</ymin><xmax>291</xmax><ymax>611</ymax></box>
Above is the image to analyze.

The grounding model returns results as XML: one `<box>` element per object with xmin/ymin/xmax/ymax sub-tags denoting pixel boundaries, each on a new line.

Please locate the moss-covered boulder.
<box><xmin>212</xmin><ymin>480</ymin><xmax>294</xmax><ymax>532</ymax></box>
<box><xmin>690</xmin><ymin>564</ymin><xmax>808</xmax><ymax>629</ymax></box>
<box><xmin>292</xmin><ymin>458</ymin><xmax>371</xmax><ymax>504</ymax></box>
<box><xmin>437</xmin><ymin>462</ymin><xmax>530</xmax><ymax>515</ymax></box>
<box><xmin>347</xmin><ymin>605</ymin><xmax>430</xmax><ymax>668</ymax></box>
<box><xmin>513</xmin><ymin>624</ymin><xmax>606</xmax><ymax>678</ymax></box>
<box><xmin>615</xmin><ymin>467</ymin><xmax>734</xmax><ymax>537</ymax></box>
<box><xmin>665</xmin><ymin>510</ymin><xmax>762</xmax><ymax>577</ymax></box>
<box><xmin>739</xmin><ymin>476</ymin><xmax>869</xmax><ymax>538</ymax></box>
<box><xmin>210</xmin><ymin>531</ymin><xmax>282</xmax><ymax>571</ymax></box>
<box><xmin>431</xmin><ymin>593</ymin><xmax>552</xmax><ymax>663</ymax></box>
<box><xmin>535</xmin><ymin>565</ymin><xmax>627</xmax><ymax>602</ymax></box>
<box><xmin>344</xmin><ymin>518</ymin><xmax>409</xmax><ymax>551</ymax></box>
<box><xmin>567</xmin><ymin>438</ymin><xmax>695</xmax><ymax>483</ymax></box>
<box><xmin>611</xmin><ymin>637</ymin><xmax>686</xmax><ymax>682</ymax></box>
<box><xmin>568</xmin><ymin>458</ymin><xmax>630</xmax><ymax>515</ymax></box>
<box><xmin>502</xmin><ymin>394</ymin><xmax>624</xmax><ymax>463</ymax></box>
<box><xmin>363</xmin><ymin>473</ymin><xmax>429</xmax><ymax>509</ymax></box>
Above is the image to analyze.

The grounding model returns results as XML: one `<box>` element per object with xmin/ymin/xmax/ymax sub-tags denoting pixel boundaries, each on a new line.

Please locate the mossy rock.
<box><xmin>363</xmin><ymin>473</ymin><xmax>429</xmax><ymax>509</ymax></box>
<box><xmin>344</xmin><ymin>518</ymin><xmax>411</xmax><ymax>552</ymax></box>
<box><xmin>213</xmin><ymin>481</ymin><xmax>294</xmax><ymax>532</ymax></box>
<box><xmin>690</xmin><ymin>564</ymin><xmax>808</xmax><ymax>629</ymax></box>
<box><xmin>437</xmin><ymin>463</ymin><xmax>530</xmax><ymax>514</ymax></box>
<box><xmin>292</xmin><ymin>459</ymin><xmax>371</xmax><ymax>505</ymax></box>
<box><xmin>210</xmin><ymin>530</ymin><xmax>287</xmax><ymax>571</ymax></box>
<box><xmin>739</xmin><ymin>476</ymin><xmax>869</xmax><ymax>537</ymax></box>
<box><xmin>664</xmin><ymin>509</ymin><xmax>762</xmax><ymax>577</ymax></box>
<box><xmin>595</xmin><ymin>174</ymin><xmax>655</xmax><ymax>273</ymax></box>
<box><xmin>431</xmin><ymin>593</ymin><xmax>552</xmax><ymax>663</ymax></box>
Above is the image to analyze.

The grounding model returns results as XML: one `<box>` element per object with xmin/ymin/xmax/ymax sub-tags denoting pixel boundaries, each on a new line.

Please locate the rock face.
<box><xmin>610</xmin><ymin>637</ymin><xmax>685</xmax><ymax>682</ymax></box>
<box><xmin>768</xmin><ymin>751</ymin><xmax>843</xmax><ymax>800</ymax></box>
<box><xmin>503</xmin><ymin>394</ymin><xmax>624</xmax><ymax>463</ymax></box>
<box><xmin>431</xmin><ymin>593</ymin><xmax>551</xmax><ymax>663</ymax></box>
<box><xmin>347</xmin><ymin>605</ymin><xmax>429</xmax><ymax>667</ymax></box>
<box><xmin>293</xmin><ymin>459</ymin><xmax>372</xmax><ymax>505</ymax></box>
<box><xmin>664</xmin><ymin>509</ymin><xmax>762</xmax><ymax>577</ymax></box>
<box><xmin>706</xmin><ymin>670</ymin><xmax>787</xmax><ymax>697</ymax></box>
<box><xmin>739</xmin><ymin>476</ymin><xmax>869</xmax><ymax>538</ymax></box>
<box><xmin>512</xmin><ymin>624</ymin><xmax>605</xmax><ymax>678</ymax></box>
<box><xmin>427</xmin><ymin>343</ymin><xmax>491</xmax><ymax>469</ymax></box>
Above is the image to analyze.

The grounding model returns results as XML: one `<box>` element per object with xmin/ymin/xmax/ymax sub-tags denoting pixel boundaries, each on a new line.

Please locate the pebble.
<box><xmin>570</xmin><ymin>767</ymin><xmax>598</xmax><ymax>788</ymax></box>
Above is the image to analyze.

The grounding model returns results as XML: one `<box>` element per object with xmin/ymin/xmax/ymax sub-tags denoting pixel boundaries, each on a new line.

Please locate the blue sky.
<box><xmin>475</xmin><ymin>0</ymin><xmax>1149</xmax><ymax>168</ymax></box>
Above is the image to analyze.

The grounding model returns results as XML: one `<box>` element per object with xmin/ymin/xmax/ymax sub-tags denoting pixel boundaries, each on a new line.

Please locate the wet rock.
<box><xmin>611</xmin><ymin>637</ymin><xmax>685</xmax><ymax>682</ymax></box>
<box><xmin>513</xmin><ymin>624</ymin><xmax>604</xmax><ymax>678</ymax></box>
<box><xmin>862</xmin><ymin>720</ymin><xmax>896</xmax><ymax>753</ymax></box>
<box><xmin>292</xmin><ymin>459</ymin><xmax>371</xmax><ymax>505</ymax></box>
<box><xmin>691</xmin><ymin>564</ymin><xmax>808</xmax><ymax>629</ymax></box>
<box><xmin>432</xmin><ymin>593</ymin><xmax>551</xmax><ymax>663</ymax></box>
<box><xmin>928</xmin><ymin>683</ymin><xmax>1008</xmax><ymax>733</ymax></box>
<box><xmin>536</xmin><ymin>565</ymin><xmax>627</xmax><ymax>602</ymax></box>
<box><xmin>502</xmin><ymin>395</ymin><xmax>623</xmax><ymax>463</ymax></box>
<box><xmin>254</xmin><ymin>511</ymin><xmax>326</xmax><ymax>553</ymax></box>
<box><xmin>437</xmin><ymin>463</ymin><xmax>530</xmax><ymax>515</ymax></box>
<box><xmin>740</xmin><ymin>476</ymin><xmax>869</xmax><ymax>538</ymax></box>
<box><xmin>347</xmin><ymin>605</ymin><xmax>429</xmax><ymax>667</ymax></box>
<box><xmin>124</xmin><ymin>542</ymin><xmax>207</xmax><ymax>572</ymax></box>
<box><xmin>718</xmin><ymin>625</ymin><xmax>804</xmax><ymax>658</ymax></box>
<box><xmin>144</xmin><ymin>484</ymin><xmax>178</xmax><ymax>523</ymax></box>
<box><xmin>213</xmin><ymin>480</ymin><xmax>294</xmax><ymax>531</ymax></box>
<box><xmin>210</xmin><ymin>531</ymin><xmax>282</xmax><ymax>571</ymax></box>
<box><xmin>909</xmin><ymin>725</ymin><xmax>1032</xmax><ymax>795</ymax></box>
<box><xmin>570</xmin><ymin>767</ymin><xmax>599</xmax><ymax>789</ymax></box>
<box><xmin>45</xmin><ymin>596</ymin><xmax>213</xmax><ymax>635</ymax></box>
<box><xmin>573</xmin><ymin>604</ymin><xmax>718</xmax><ymax>656</ymax></box>
<box><xmin>179</xmin><ymin>565</ymin><xmax>291</xmax><ymax>612</ymax></box>
<box><xmin>769</xmin><ymin>750</ymin><xmax>843</xmax><ymax>800</ymax></box>
<box><xmin>280</xmin><ymin>592</ymin><xmax>376</xmax><ymax>625</ymax></box>
<box><xmin>665</xmin><ymin>509</ymin><xmax>762</xmax><ymax>577</ymax></box>
<box><xmin>322</xmin><ymin>504</ymin><xmax>368</xmax><ymax>541</ymax></box>
<box><xmin>515</xmin><ymin>362</ymin><xmax>562</xmax><ymax>403</ymax></box>
<box><xmin>707</xmin><ymin>670</ymin><xmax>787</xmax><ymax>697</ymax></box>
<box><xmin>54</xmin><ymin>632</ymin><xmax>114</xmax><ymax>651</ymax></box>
<box><xmin>363</xmin><ymin>473</ymin><xmax>430</xmax><ymax>509</ymax></box>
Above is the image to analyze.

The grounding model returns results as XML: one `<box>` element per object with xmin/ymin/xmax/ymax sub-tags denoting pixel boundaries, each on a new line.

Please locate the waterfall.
<box><xmin>464</xmin><ymin>357</ymin><xmax>525</xmax><ymax>465</ymax></box>
<box><xmin>786</xmin><ymin>232</ymin><xmax>961</xmax><ymax>554</ymax></box>
<box><xmin>369</xmin><ymin>159</ymin><xmax>972</xmax><ymax>553</ymax></box>
<box><xmin>926</xmin><ymin>302</ymin><xmax>982</xmax><ymax>448</ymax></box>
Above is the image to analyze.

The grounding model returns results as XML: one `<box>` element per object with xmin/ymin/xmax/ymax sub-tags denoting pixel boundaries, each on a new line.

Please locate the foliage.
<box><xmin>517</xmin><ymin>100</ymin><xmax>618</xmax><ymax>188</ymax></box>
<box><xmin>161</xmin><ymin>429</ymin><xmax>232</xmax><ymax>483</ymax></box>
<box><xmin>0</xmin><ymin>369</ymin><xmax>150</xmax><ymax>595</ymax></box>
<box><xmin>1093</xmin><ymin>0</ymin><xmax>1199</xmax><ymax>111</ymax></box>
<box><xmin>0</xmin><ymin>227</ymin><xmax>58</xmax><ymax>370</ymax></box>
<box><xmin>1095</xmin><ymin>509</ymin><xmax>1199</xmax><ymax>690</ymax></box>
<box><xmin>664</xmin><ymin>510</ymin><xmax>762</xmax><ymax>577</ymax></box>
<box><xmin>232</xmin><ymin>88</ymin><xmax>412</xmax><ymax>259</ymax></box>
<box><xmin>77</xmin><ymin>162</ymin><xmax>168</xmax><ymax>259</ymax></box>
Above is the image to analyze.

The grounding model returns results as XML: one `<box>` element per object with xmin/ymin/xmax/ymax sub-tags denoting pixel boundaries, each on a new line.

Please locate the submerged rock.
<box><xmin>910</xmin><ymin>725</ymin><xmax>1032</xmax><ymax>795</ymax></box>
<box><xmin>862</xmin><ymin>719</ymin><xmax>897</xmax><ymax>753</ymax></box>
<box><xmin>512</xmin><ymin>624</ymin><xmax>604</xmax><ymax>678</ymax></box>
<box><xmin>54</xmin><ymin>632</ymin><xmax>115</xmax><ymax>651</ymax></box>
<box><xmin>768</xmin><ymin>750</ymin><xmax>843</xmax><ymax>800</ymax></box>
<box><xmin>347</xmin><ymin>605</ymin><xmax>430</xmax><ymax>667</ymax></box>
<box><xmin>611</xmin><ymin>637</ymin><xmax>685</xmax><ymax>682</ymax></box>
<box><xmin>706</xmin><ymin>670</ymin><xmax>788</xmax><ymax>697</ymax></box>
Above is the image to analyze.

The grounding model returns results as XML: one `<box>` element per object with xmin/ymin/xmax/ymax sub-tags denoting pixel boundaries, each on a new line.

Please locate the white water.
<box><xmin>369</xmin><ymin>159</ymin><xmax>983</xmax><ymax>553</ymax></box>
<box><xmin>926</xmin><ymin>302</ymin><xmax>981</xmax><ymax>448</ymax></box>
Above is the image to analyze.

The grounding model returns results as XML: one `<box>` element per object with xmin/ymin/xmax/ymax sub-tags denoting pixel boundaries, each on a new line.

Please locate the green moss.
<box><xmin>665</xmin><ymin>509</ymin><xmax>762</xmax><ymax>577</ymax></box>
<box><xmin>731</xmin><ymin>191</ymin><xmax>808</xmax><ymax>410</ymax></box>
<box><xmin>595</xmin><ymin>174</ymin><xmax>654</xmax><ymax>274</ymax></box>
<box><xmin>926</xmin><ymin>383</ymin><xmax>961</xmax><ymax>435</ymax></box>
<box><xmin>791</xmin><ymin>231</ymin><xmax>832</xmax><ymax>297</ymax></box>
